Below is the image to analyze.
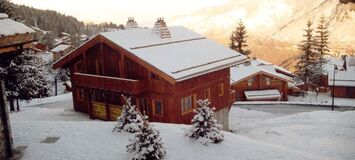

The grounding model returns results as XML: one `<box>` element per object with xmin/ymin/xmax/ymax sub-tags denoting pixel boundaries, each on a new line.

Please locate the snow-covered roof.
<box><xmin>245</xmin><ymin>89</ymin><xmax>281</xmax><ymax>100</ymax></box>
<box><xmin>323</xmin><ymin>56</ymin><xmax>345</xmax><ymax>74</ymax></box>
<box><xmin>100</xmin><ymin>26</ymin><xmax>247</xmax><ymax>81</ymax></box>
<box><xmin>0</xmin><ymin>14</ymin><xmax>35</xmax><ymax>36</ymax></box>
<box><xmin>51</xmin><ymin>44</ymin><xmax>71</xmax><ymax>52</ymax></box>
<box><xmin>328</xmin><ymin>70</ymin><xmax>355</xmax><ymax>87</ymax></box>
<box><xmin>230</xmin><ymin>63</ymin><xmax>292</xmax><ymax>84</ymax></box>
<box><xmin>345</xmin><ymin>56</ymin><xmax>355</xmax><ymax>71</ymax></box>
<box><xmin>251</xmin><ymin>58</ymin><xmax>293</xmax><ymax>76</ymax></box>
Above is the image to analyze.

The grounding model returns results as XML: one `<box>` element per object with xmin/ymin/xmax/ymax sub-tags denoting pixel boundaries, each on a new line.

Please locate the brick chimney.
<box><xmin>152</xmin><ymin>18</ymin><xmax>171</xmax><ymax>39</ymax></box>
<box><xmin>125</xmin><ymin>17</ymin><xmax>138</xmax><ymax>29</ymax></box>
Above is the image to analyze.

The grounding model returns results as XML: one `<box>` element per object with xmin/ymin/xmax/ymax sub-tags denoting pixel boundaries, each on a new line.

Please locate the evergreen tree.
<box><xmin>40</xmin><ymin>32</ymin><xmax>56</xmax><ymax>50</ymax></box>
<box><xmin>0</xmin><ymin>0</ymin><xmax>16</xmax><ymax>19</ymax></box>
<box><xmin>127</xmin><ymin>124</ymin><xmax>166</xmax><ymax>160</ymax></box>
<box><xmin>5</xmin><ymin>51</ymin><xmax>51</xmax><ymax>111</ymax></box>
<box><xmin>229</xmin><ymin>19</ymin><xmax>250</xmax><ymax>55</ymax></box>
<box><xmin>295</xmin><ymin>20</ymin><xmax>321</xmax><ymax>90</ymax></box>
<box><xmin>186</xmin><ymin>99</ymin><xmax>224</xmax><ymax>145</ymax></box>
<box><xmin>113</xmin><ymin>96</ymin><xmax>144</xmax><ymax>133</ymax></box>
<box><xmin>315</xmin><ymin>16</ymin><xmax>330</xmax><ymax>71</ymax></box>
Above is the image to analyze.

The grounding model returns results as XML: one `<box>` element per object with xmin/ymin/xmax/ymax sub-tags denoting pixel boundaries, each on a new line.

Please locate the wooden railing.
<box><xmin>73</xmin><ymin>73</ymin><xmax>143</xmax><ymax>94</ymax></box>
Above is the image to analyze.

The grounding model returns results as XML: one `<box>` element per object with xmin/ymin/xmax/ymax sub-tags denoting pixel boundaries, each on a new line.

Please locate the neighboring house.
<box><xmin>0</xmin><ymin>13</ymin><xmax>36</xmax><ymax>55</ymax></box>
<box><xmin>230</xmin><ymin>60</ymin><xmax>293</xmax><ymax>101</ymax></box>
<box><xmin>0</xmin><ymin>13</ymin><xmax>36</xmax><ymax>159</ymax></box>
<box><xmin>52</xmin><ymin>18</ymin><xmax>247</xmax><ymax>130</ymax></box>
<box><xmin>328</xmin><ymin>70</ymin><xmax>355</xmax><ymax>98</ymax></box>
<box><xmin>51</xmin><ymin>44</ymin><xmax>74</xmax><ymax>61</ymax></box>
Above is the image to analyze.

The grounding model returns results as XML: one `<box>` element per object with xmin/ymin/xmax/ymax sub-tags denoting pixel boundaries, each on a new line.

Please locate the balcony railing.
<box><xmin>73</xmin><ymin>73</ymin><xmax>143</xmax><ymax>94</ymax></box>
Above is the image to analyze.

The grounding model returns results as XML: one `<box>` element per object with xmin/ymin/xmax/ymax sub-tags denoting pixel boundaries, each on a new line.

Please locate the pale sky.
<box><xmin>11</xmin><ymin>0</ymin><xmax>231</xmax><ymax>26</ymax></box>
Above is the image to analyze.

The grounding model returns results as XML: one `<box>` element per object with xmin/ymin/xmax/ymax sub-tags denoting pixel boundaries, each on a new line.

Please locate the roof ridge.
<box><xmin>130</xmin><ymin>37</ymin><xmax>205</xmax><ymax>50</ymax></box>
<box><xmin>172</xmin><ymin>55</ymin><xmax>241</xmax><ymax>74</ymax></box>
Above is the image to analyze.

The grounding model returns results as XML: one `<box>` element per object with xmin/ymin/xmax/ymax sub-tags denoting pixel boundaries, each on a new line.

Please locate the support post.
<box><xmin>54</xmin><ymin>76</ymin><xmax>58</xmax><ymax>96</ymax></box>
<box><xmin>0</xmin><ymin>81</ymin><xmax>13</xmax><ymax>158</ymax></box>
<box><xmin>331</xmin><ymin>64</ymin><xmax>336</xmax><ymax>111</ymax></box>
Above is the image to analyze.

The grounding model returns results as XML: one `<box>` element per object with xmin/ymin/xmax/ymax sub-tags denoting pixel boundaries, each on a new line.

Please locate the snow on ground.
<box><xmin>19</xmin><ymin>93</ymin><xmax>72</xmax><ymax>107</ymax></box>
<box><xmin>12</xmin><ymin>121</ymin><xmax>330</xmax><ymax>160</ymax></box>
<box><xmin>9</xmin><ymin>94</ymin><xmax>355</xmax><ymax>160</ymax></box>
<box><xmin>229</xmin><ymin>107</ymin><xmax>355</xmax><ymax>160</ymax></box>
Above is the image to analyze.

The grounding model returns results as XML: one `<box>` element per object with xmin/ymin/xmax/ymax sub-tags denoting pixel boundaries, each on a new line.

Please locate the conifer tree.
<box><xmin>295</xmin><ymin>20</ymin><xmax>321</xmax><ymax>90</ymax></box>
<box><xmin>186</xmin><ymin>99</ymin><xmax>224</xmax><ymax>145</ymax></box>
<box><xmin>5</xmin><ymin>51</ymin><xmax>51</xmax><ymax>111</ymax></box>
<box><xmin>113</xmin><ymin>96</ymin><xmax>144</xmax><ymax>133</ymax></box>
<box><xmin>315</xmin><ymin>15</ymin><xmax>330</xmax><ymax>70</ymax></box>
<box><xmin>127</xmin><ymin>124</ymin><xmax>166</xmax><ymax>160</ymax></box>
<box><xmin>229</xmin><ymin>19</ymin><xmax>250</xmax><ymax>55</ymax></box>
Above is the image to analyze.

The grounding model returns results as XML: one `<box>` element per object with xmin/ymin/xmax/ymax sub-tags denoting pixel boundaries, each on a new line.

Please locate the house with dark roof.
<box><xmin>52</xmin><ymin>18</ymin><xmax>247</xmax><ymax>130</ymax></box>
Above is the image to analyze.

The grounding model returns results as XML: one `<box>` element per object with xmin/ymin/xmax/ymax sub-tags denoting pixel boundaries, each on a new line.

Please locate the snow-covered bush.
<box><xmin>113</xmin><ymin>96</ymin><xmax>144</xmax><ymax>133</ymax></box>
<box><xmin>186</xmin><ymin>99</ymin><xmax>224</xmax><ymax>145</ymax></box>
<box><xmin>127</xmin><ymin>124</ymin><xmax>166</xmax><ymax>160</ymax></box>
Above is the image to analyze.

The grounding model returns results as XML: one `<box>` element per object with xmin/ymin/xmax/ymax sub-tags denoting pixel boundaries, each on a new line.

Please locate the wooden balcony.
<box><xmin>73</xmin><ymin>73</ymin><xmax>143</xmax><ymax>94</ymax></box>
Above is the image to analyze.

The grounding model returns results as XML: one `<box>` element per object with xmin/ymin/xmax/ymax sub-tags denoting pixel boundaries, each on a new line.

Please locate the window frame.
<box><xmin>153</xmin><ymin>99</ymin><xmax>163</xmax><ymax>116</ymax></box>
<box><xmin>265</xmin><ymin>77</ymin><xmax>271</xmax><ymax>86</ymax></box>
<box><xmin>247</xmin><ymin>78</ymin><xmax>254</xmax><ymax>87</ymax></box>
<box><xmin>218</xmin><ymin>83</ymin><xmax>224</xmax><ymax>96</ymax></box>
<box><xmin>181</xmin><ymin>94</ymin><xmax>196</xmax><ymax>115</ymax></box>
<box><xmin>204</xmin><ymin>88</ymin><xmax>211</xmax><ymax>100</ymax></box>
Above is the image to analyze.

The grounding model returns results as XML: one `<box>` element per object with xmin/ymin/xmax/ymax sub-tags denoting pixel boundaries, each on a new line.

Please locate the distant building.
<box><xmin>52</xmin><ymin>18</ymin><xmax>248</xmax><ymax>130</ymax></box>
<box><xmin>230</xmin><ymin>59</ymin><xmax>293</xmax><ymax>101</ymax></box>
<box><xmin>328</xmin><ymin>56</ymin><xmax>355</xmax><ymax>98</ymax></box>
<box><xmin>51</xmin><ymin>44</ymin><xmax>74</xmax><ymax>61</ymax></box>
<box><xmin>0</xmin><ymin>13</ymin><xmax>36</xmax><ymax>55</ymax></box>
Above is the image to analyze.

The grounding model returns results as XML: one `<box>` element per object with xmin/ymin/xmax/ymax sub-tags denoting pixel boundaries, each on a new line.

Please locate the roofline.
<box><xmin>231</xmin><ymin>70</ymin><xmax>293</xmax><ymax>85</ymax></box>
<box><xmin>52</xmin><ymin>34</ymin><xmax>98</xmax><ymax>69</ymax></box>
<box><xmin>176</xmin><ymin>57</ymin><xmax>249</xmax><ymax>82</ymax></box>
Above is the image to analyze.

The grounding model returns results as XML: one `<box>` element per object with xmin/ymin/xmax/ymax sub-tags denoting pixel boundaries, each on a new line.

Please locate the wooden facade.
<box><xmin>231</xmin><ymin>73</ymin><xmax>289</xmax><ymax>101</ymax></box>
<box><xmin>330</xmin><ymin>86</ymin><xmax>355</xmax><ymax>98</ymax></box>
<box><xmin>53</xmin><ymin>35</ymin><xmax>235</xmax><ymax>126</ymax></box>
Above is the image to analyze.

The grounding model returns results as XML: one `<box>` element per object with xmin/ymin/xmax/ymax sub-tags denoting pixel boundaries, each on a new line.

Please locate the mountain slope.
<box><xmin>170</xmin><ymin>0</ymin><xmax>355</xmax><ymax>66</ymax></box>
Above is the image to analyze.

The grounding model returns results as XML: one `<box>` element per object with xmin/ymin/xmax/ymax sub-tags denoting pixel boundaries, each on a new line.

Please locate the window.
<box><xmin>153</xmin><ymin>100</ymin><xmax>163</xmax><ymax>116</ymax></box>
<box><xmin>218</xmin><ymin>83</ymin><xmax>224</xmax><ymax>96</ymax></box>
<box><xmin>181</xmin><ymin>94</ymin><xmax>196</xmax><ymax>115</ymax></box>
<box><xmin>265</xmin><ymin>77</ymin><xmax>271</xmax><ymax>86</ymax></box>
<box><xmin>204</xmin><ymin>88</ymin><xmax>211</xmax><ymax>100</ymax></box>
<box><xmin>247</xmin><ymin>78</ymin><xmax>254</xmax><ymax>86</ymax></box>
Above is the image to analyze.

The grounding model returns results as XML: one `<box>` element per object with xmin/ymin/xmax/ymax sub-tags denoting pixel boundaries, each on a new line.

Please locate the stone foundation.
<box><xmin>214</xmin><ymin>107</ymin><xmax>230</xmax><ymax>131</ymax></box>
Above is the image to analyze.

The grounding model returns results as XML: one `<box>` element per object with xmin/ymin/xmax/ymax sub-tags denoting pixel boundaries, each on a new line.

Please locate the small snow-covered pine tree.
<box><xmin>127</xmin><ymin>124</ymin><xmax>166</xmax><ymax>160</ymax></box>
<box><xmin>186</xmin><ymin>99</ymin><xmax>224</xmax><ymax>145</ymax></box>
<box><xmin>113</xmin><ymin>96</ymin><xmax>144</xmax><ymax>133</ymax></box>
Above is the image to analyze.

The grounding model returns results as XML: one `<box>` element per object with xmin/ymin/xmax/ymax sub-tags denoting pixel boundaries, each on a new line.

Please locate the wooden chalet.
<box><xmin>0</xmin><ymin>13</ymin><xmax>36</xmax><ymax>56</ymax></box>
<box><xmin>53</xmin><ymin>18</ymin><xmax>247</xmax><ymax>130</ymax></box>
<box><xmin>51</xmin><ymin>44</ymin><xmax>74</xmax><ymax>61</ymax></box>
<box><xmin>230</xmin><ymin>60</ymin><xmax>293</xmax><ymax>101</ymax></box>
